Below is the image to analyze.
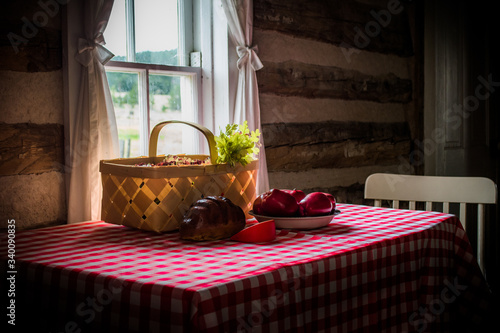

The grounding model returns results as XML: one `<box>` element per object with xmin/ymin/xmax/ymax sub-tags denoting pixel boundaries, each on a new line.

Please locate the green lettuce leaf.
<box><xmin>215</xmin><ymin>121</ymin><xmax>260</xmax><ymax>167</ymax></box>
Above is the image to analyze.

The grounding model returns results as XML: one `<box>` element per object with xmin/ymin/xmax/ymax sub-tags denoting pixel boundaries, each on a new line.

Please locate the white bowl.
<box><xmin>249</xmin><ymin>210</ymin><xmax>340</xmax><ymax>230</ymax></box>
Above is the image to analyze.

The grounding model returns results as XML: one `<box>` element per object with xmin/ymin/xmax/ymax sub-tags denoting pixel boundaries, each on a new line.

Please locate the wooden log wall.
<box><xmin>0</xmin><ymin>1</ymin><xmax>66</xmax><ymax>229</ymax></box>
<box><xmin>254</xmin><ymin>0</ymin><xmax>421</xmax><ymax>203</ymax></box>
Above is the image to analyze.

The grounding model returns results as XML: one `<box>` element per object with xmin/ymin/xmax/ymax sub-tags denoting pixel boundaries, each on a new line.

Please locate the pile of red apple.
<box><xmin>252</xmin><ymin>189</ymin><xmax>336</xmax><ymax>217</ymax></box>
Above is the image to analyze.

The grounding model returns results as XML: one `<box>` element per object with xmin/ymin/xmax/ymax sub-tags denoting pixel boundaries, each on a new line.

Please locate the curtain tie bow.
<box><xmin>75</xmin><ymin>33</ymin><xmax>114</xmax><ymax>67</ymax></box>
<box><xmin>236</xmin><ymin>45</ymin><xmax>263</xmax><ymax>71</ymax></box>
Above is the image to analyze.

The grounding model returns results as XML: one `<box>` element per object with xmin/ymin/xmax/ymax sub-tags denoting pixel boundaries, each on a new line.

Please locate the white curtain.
<box><xmin>68</xmin><ymin>0</ymin><xmax>119</xmax><ymax>222</ymax></box>
<box><xmin>221</xmin><ymin>0</ymin><xmax>270</xmax><ymax>195</ymax></box>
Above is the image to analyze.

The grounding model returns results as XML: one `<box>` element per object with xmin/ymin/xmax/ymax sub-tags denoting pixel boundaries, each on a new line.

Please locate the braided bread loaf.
<box><xmin>180</xmin><ymin>196</ymin><xmax>245</xmax><ymax>241</ymax></box>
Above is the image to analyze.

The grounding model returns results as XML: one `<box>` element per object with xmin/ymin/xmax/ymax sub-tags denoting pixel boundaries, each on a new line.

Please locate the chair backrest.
<box><xmin>364</xmin><ymin>173</ymin><xmax>497</xmax><ymax>273</ymax></box>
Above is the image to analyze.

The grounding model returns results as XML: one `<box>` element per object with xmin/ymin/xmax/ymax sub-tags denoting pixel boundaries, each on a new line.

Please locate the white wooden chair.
<box><xmin>364</xmin><ymin>173</ymin><xmax>497</xmax><ymax>273</ymax></box>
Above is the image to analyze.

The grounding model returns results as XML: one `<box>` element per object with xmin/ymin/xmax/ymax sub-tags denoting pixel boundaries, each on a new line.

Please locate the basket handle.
<box><xmin>148</xmin><ymin>120</ymin><xmax>219</xmax><ymax>163</ymax></box>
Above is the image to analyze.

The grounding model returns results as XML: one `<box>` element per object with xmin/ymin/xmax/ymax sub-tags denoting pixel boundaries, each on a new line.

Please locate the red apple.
<box><xmin>322</xmin><ymin>193</ymin><xmax>336</xmax><ymax>212</ymax></box>
<box><xmin>260</xmin><ymin>189</ymin><xmax>299</xmax><ymax>217</ymax></box>
<box><xmin>282</xmin><ymin>189</ymin><xmax>306</xmax><ymax>202</ymax></box>
<box><xmin>252</xmin><ymin>194</ymin><xmax>264</xmax><ymax>214</ymax></box>
<box><xmin>299</xmin><ymin>192</ymin><xmax>333</xmax><ymax>216</ymax></box>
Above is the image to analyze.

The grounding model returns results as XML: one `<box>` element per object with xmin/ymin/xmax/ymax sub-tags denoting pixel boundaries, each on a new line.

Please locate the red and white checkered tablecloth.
<box><xmin>8</xmin><ymin>204</ymin><xmax>493</xmax><ymax>332</ymax></box>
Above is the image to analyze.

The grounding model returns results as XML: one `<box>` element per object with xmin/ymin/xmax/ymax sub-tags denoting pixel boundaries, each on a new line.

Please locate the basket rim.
<box><xmin>100</xmin><ymin>157</ymin><xmax>259</xmax><ymax>179</ymax></box>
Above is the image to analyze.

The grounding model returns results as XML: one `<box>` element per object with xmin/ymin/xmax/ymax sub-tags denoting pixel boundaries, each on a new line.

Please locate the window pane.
<box><xmin>149</xmin><ymin>73</ymin><xmax>200</xmax><ymax>156</ymax></box>
<box><xmin>107</xmin><ymin>71</ymin><xmax>141</xmax><ymax>157</ymax></box>
<box><xmin>104</xmin><ymin>0</ymin><xmax>126</xmax><ymax>60</ymax></box>
<box><xmin>135</xmin><ymin>0</ymin><xmax>179</xmax><ymax>66</ymax></box>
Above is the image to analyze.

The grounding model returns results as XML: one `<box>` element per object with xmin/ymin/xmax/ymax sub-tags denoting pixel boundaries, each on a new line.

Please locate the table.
<box><xmin>8</xmin><ymin>204</ymin><xmax>494</xmax><ymax>332</ymax></box>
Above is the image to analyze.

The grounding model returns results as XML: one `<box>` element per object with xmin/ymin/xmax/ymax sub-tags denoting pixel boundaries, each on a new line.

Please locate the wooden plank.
<box><xmin>254</xmin><ymin>0</ymin><xmax>414</xmax><ymax>57</ymax></box>
<box><xmin>0</xmin><ymin>123</ymin><xmax>64</xmax><ymax>176</ymax></box>
<box><xmin>263</xmin><ymin>121</ymin><xmax>411</xmax><ymax>171</ymax></box>
<box><xmin>265</xmin><ymin>139</ymin><xmax>410</xmax><ymax>172</ymax></box>
<box><xmin>257</xmin><ymin>60</ymin><xmax>412</xmax><ymax>103</ymax></box>
<box><xmin>263</xmin><ymin>121</ymin><xmax>410</xmax><ymax>147</ymax></box>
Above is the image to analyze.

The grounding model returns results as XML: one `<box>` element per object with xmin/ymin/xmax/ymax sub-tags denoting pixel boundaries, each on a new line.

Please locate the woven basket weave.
<box><xmin>100</xmin><ymin>120</ymin><xmax>258</xmax><ymax>233</ymax></box>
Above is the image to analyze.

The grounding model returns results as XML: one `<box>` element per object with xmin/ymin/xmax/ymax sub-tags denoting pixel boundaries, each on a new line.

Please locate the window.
<box><xmin>104</xmin><ymin>0</ymin><xmax>203</xmax><ymax>158</ymax></box>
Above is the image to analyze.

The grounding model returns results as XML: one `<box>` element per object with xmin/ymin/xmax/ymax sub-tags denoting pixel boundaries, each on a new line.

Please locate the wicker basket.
<box><xmin>100</xmin><ymin>120</ymin><xmax>258</xmax><ymax>233</ymax></box>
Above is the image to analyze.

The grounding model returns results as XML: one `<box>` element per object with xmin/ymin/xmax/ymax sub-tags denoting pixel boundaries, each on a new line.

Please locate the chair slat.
<box><xmin>425</xmin><ymin>201</ymin><xmax>432</xmax><ymax>211</ymax></box>
<box><xmin>393</xmin><ymin>200</ymin><xmax>399</xmax><ymax>209</ymax></box>
<box><xmin>374</xmin><ymin>199</ymin><xmax>382</xmax><ymax>207</ymax></box>
<box><xmin>409</xmin><ymin>201</ymin><xmax>416</xmax><ymax>210</ymax></box>
<box><xmin>443</xmin><ymin>202</ymin><xmax>449</xmax><ymax>214</ymax></box>
<box><xmin>477</xmin><ymin>204</ymin><xmax>485</xmax><ymax>272</ymax></box>
<box><xmin>459</xmin><ymin>203</ymin><xmax>467</xmax><ymax>230</ymax></box>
